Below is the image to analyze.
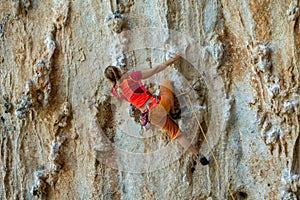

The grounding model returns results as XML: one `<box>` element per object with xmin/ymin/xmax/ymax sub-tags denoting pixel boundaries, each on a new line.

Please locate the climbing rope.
<box><xmin>187</xmin><ymin>95</ymin><xmax>235</xmax><ymax>200</ymax></box>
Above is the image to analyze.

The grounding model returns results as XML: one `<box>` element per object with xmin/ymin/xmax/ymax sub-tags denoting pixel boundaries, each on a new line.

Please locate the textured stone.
<box><xmin>0</xmin><ymin>0</ymin><xmax>300</xmax><ymax>199</ymax></box>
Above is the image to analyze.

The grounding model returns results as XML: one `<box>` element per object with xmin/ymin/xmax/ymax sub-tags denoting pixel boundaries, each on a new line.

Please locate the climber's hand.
<box><xmin>172</xmin><ymin>53</ymin><xmax>181</xmax><ymax>60</ymax></box>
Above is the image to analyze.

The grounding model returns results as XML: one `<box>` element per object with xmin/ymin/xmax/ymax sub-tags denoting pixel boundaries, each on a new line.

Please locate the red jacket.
<box><xmin>111</xmin><ymin>71</ymin><xmax>153</xmax><ymax>109</ymax></box>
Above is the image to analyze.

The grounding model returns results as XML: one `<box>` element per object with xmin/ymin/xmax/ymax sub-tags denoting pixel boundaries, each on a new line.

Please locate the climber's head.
<box><xmin>104</xmin><ymin>66</ymin><xmax>122</xmax><ymax>87</ymax></box>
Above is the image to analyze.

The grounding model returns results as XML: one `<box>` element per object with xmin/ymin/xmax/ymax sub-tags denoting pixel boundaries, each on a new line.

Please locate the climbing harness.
<box><xmin>138</xmin><ymin>94</ymin><xmax>160</xmax><ymax>126</ymax></box>
<box><xmin>139</xmin><ymin>94</ymin><xmax>160</xmax><ymax>111</ymax></box>
<box><xmin>187</xmin><ymin>95</ymin><xmax>235</xmax><ymax>199</ymax></box>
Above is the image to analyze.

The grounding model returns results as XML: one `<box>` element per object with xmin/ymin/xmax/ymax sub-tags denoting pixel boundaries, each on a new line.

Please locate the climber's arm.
<box><xmin>141</xmin><ymin>54</ymin><xmax>181</xmax><ymax>79</ymax></box>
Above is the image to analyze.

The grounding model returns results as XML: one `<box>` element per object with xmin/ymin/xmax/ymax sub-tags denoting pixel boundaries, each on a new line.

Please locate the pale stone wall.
<box><xmin>0</xmin><ymin>0</ymin><xmax>299</xmax><ymax>199</ymax></box>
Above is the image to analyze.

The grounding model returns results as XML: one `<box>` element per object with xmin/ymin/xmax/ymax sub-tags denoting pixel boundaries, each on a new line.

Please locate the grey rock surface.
<box><xmin>0</xmin><ymin>0</ymin><xmax>299</xmax><ymax>199</ymax></box>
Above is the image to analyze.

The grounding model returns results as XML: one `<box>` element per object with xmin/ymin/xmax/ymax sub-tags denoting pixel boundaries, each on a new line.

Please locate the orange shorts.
<box><xmin>149</xmin><ymin>79</ymin><xmax>179</xmax><ymax>139</ymax></box>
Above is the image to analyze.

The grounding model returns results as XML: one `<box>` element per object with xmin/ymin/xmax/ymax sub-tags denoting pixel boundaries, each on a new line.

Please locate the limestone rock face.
<box><xmin>0</xmin><ymin>0</ymin><xmax>300</xmax><ymax>199</ymax></box>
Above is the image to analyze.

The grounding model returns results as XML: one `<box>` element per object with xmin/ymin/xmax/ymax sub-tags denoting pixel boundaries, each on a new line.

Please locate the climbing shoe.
<box><xmin>198</xmin><ymin>153</ymin><xmax>209</xmax><ymax>166</ymax></box>
<box><xmin>169</xmin><ymin>107</ymin><xmax>181</xmax><ymax>120</ymax></box>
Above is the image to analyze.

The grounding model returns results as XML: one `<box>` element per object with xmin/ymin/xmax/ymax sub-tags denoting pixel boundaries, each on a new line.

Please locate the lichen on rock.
<box><xmin>14</xmin><ymin>27</ymin><xmax>57</xmax><ymax>119</ymax></box>
<box><xmin>31</xmin><ymin>135</ymin><xmax>68</xmax><ymax>199</ymax></box>
<box><xmin>105</xmin><ymin>12</ymin><xmax>126</xmax><ymax>34</ymax></box>
<box><xmin>287</xmin><ymin>1</ymin><xmax>300</xmax><ymax>21</ymax></box>
<box><xmin>53</xmin><ymin>102</ymin><xmax>72</xmax><ymax>136</ymax></box>
<box><xmin>281</xmin><ymin>169</ymin><xmax>300</xmax><ymax>199</ymax></box>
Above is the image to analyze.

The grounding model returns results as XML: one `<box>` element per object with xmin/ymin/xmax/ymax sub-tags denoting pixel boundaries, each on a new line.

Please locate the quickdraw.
<box><xmin>139</xmin><ymin>111</ymin><xmax>149</xmax><ymax>126</ymax></box>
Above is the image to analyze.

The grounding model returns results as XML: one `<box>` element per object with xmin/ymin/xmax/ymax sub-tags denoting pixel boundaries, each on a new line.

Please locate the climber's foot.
<box><xmin>198</xmin><ymin>153</ymin><xmax>209</xmax><ymax>166</ymax></box>
<box><xmin>169</xmin><ymin>108</ymin><xmax>181</xmax><ymax>120</ymax></box>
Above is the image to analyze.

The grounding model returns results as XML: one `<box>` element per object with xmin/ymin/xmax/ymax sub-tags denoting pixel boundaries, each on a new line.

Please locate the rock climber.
<box><xmin>104</xmin><ymin>54</ymin><xmax>209</xmax><ymax>166</ymax></box>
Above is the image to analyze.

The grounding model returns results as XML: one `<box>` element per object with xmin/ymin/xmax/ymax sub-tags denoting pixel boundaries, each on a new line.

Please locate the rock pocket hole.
<box><xmin>1</xmin><ymin>116</ymin><xmax>5</xmax><ymax>123</ymax></box>
<box><xmin>235</xmin><ymin>191</ymin><xmax>248</xmax><ymax>199</ymax></box>
<box><xmin>96</xmin><ymin>97</ymin><xmax>116</xmax><ymax>142</ymax></box>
